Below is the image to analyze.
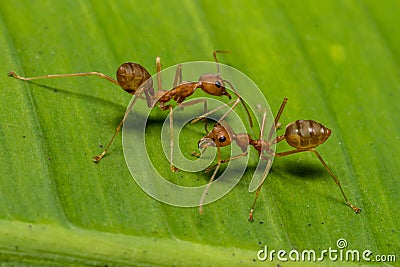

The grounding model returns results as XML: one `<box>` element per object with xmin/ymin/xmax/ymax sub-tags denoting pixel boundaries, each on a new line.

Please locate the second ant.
<box><xmin>193</xmin><ymin>98</ymin><xmax>361</xmax><ymax>220</ymax></box>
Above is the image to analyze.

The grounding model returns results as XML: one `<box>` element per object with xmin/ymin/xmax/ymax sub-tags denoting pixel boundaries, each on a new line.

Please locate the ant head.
<box><xmin>198</xmin><ymin>123</ymin><xmax>233</xmax><ymax>149</ymax></box>
<box><xmin>198</xmin><ymin>74</ymin><xmax>232</xmax><ymax>99</ymax></box>
<box><xmin>116</xmin><ymin>62</ymin><xmax>152</xmax><ymax>95</ymax></box>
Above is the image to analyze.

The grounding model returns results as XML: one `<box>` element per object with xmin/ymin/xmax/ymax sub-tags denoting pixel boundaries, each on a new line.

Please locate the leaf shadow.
<box><xmin>275</xmin><ymin>159</ymin><xmax>327</xmax><ymax>181</ymax></box>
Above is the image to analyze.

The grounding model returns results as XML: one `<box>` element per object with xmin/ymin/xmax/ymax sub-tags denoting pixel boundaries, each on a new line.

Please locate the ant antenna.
<box><xmin>223</xmin><ymin>79</ymin><xmax>253</xmax><ymax>127</ymax></box>
<box><xmin>213</xmin><ymin>50</ymin><xmax>230</xmax><ymax>74</ymax></box>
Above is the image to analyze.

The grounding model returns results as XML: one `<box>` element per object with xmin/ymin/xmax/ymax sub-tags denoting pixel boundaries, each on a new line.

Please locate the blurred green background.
<box><xmin>1</xmin><ymin>0</ymin><xmax>399</xmax><ymax>266</ymax></box>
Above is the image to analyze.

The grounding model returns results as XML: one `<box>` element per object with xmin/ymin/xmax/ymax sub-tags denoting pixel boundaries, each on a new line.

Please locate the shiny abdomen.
<box><xmin>285</xmin><ymin>120</ymin><xmax>331</xmax><ymax>149</ymax></box>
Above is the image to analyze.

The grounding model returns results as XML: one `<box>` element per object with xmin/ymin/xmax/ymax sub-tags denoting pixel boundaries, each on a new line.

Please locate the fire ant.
<box><xmin>193</xmin><ymin>98</ymin><xmax>361</xmax><ymax>220</ymax></box>
<box><xmin>8</xmin><ymin>51</ymin><xmax>252</xmax><ymax>172</ymax></box>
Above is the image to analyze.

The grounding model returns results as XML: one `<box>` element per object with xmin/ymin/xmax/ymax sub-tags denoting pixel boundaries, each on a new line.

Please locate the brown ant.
<box><xmin>8</xmin><ymin>51</ymin><xmax>252</xmax><ymax>172</ymax></box>
<box><xmin>193</xmin><ymin>98</ymin><xmax>361</xmax><ymax>220</ymax></box>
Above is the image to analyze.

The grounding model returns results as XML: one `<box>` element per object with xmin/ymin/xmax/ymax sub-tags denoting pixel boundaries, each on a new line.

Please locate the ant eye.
<box><xmin>215</xmin><ymin>81</ymin><xmax>222</xmax><ymax>88</ymax></box>
<box><xmin>218</xmin><ymin>136</ymin><xmax>226</xmax><ymax>143</ymax></box>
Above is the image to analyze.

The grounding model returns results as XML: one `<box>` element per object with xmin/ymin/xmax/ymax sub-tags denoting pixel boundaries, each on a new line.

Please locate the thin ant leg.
<box><xmin>190</xmin><ymin>99</ymin><xmax>237</xmax><ymax>124</ymax></box>
<box><xmin>274</xmin><ymin>148</ymin><xmax>361</xmax><ymax>213</ymax></box>
<box><xmin>273</xmin><ymin>148</ymin><xmax>308</xmax><ymax>157</ymax></box>
<box><xmin>312</xmin><ymin>150</ymin><xmax>361</xmax><ymax>213</ymax></box>
<box><xmin>93</xmin><ymin>90</ymin><xmax>142</xmax><ymax>162</ymax></box>
<box><xmin>223</xmin><ymin>80</ymin><xmax>253</xmax><ymax>127</ymax></box>
<box><xmin>158</xmin><ymin>62</ymin><xmax>182</xmax><ymax>172</ymax></box>
<box><xmin>199</xmin><ymin>146</ymin><xmax>222</xmax><ymax>214</ymax></box>
<box><xmin>167</xmin><ymin>97</ymin><xmax>209</xmax><ymax>172</ymax></box>
<box><xmin>178</xmin><ymin>98</ymin><xmax>208</xmax><ymax>109</ymax></box>
<box><xmin>190</xmin><ymin>85</ymin><xmax>247</xmax><ymax>128</ymax></box>
<box><xmin>168</xmin><ymin>106</ymin><xmax>178</xmax><ymax>172</ymax></box>
<box><xmin>165</xmin><ymin>80</ymin><xmax>204</xmax><ymax>171</ymax></box>
<box><xmin>216</xmin><ymin>97</ymin><xmax>241</xmax><ymax>123</ymax></box>
<box><xmin>248</xmin><ymin>106</ymin><xmax>271</xmax><ymax>221</ymax></box>
<box><xmin>248</xmin><ymin>98</ymin><xmax>288</xmax><ymax>221</ymax></box>
<box><xmin>204</xmin><ymin>151</ymin><xmax>248</xmax><ymax>173</ymax></box>
<box><xmin>165</xmin><ymin>98</ymin><xmax>210</xmax><ymax>171</ymax></box>
<box><xmin>248</xmin><ymin>158</ymin><xmax>273</xmax><ymax>221</ymax></box>
<box><xmin>173</xmin><ymin>64</ymin><xmax>182</xmax><ymax>87</ymax></box>
<box><xmin>203</xmin><ymin>100</ymin><xmax>209</xmax><ymax>132</ymax></box>
<box><xmin>267</xmin><ymin>98</ymin><xmax>288</xmax><ymax>142</ymax></box>
<box><xmin>153</xmin><ymin>60</ymin><xmax>186</xmax><ymax>172</ymax></box>
<box><xmin>220</xmin><ymin>151</ymin><xmax>248</xmax><ymax>164</ymax></box>
<box><xmin>8</xmin><ymin>71</ymin><xmax>120</xmax><ymax>86</ymax></box>
<box><xmin>178</xmin><ymin>98</ymin><xmax>208</xmax><ymax>128</ymax></box>
<box><xmin>156</xmin><ymin>57</ymin><xmax>162</xmax><ymax>92</ymax></box>
<box><xmin>259</xmin><ymin>108</ymin><xmax>268</xmax><ymax>140</ymax></box>
<box><xmin>191</xmin><ymin>146</ymin><xmax>207</xmax><ymax>158</ymax></box>
<box><xmin>141</xmin><ymin>57</ymin><xmax>160</xmax><ymax>107</ymax></box>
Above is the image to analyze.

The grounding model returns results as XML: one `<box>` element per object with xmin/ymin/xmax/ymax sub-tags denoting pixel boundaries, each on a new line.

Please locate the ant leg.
<box><xmin>190</xmin><ymin>99</ymin><xmax>236</xmax><ymax>124</ymax></box>
<box><xmin>169</xmin><ymin>106</ymin><xmax>179</xmax><ymax>172</ymax></box>
<box><xmin>222</xmin><ymin>79</ymin><xmax>253</xmax><ymax>127</ymax></box>
<box><xmin>141</xmin><ymin>57</ymin><xmax>160</xmax><ymax>107</ymax></box>
<box><xmin>266</xmin><ymin>98</ymin><xmax>288</xmax><ymax>142</ymax></box>
<box><xmin>178</xmin><ymin>99</ymin><xmax>208</xmax><ymax>109</ymax></box>
<box><xmin>203</xmin><ymin>101</ymin><xmax>209</xmax><ymax>132</ymax></box>
<box><xmin>259</xmin><ymin>109</ymin><xmax>268</xmax><ymax>140</ymax></box>
<box><xmin>93</xmin><ymin>90</ymin><xmax>143</xmax><ymax>162</ymax></box>
<box><xmin>270</xmin><ymin>135</ymin><xmax>286</xmax><ymax>146</ymax></box>
<box><xmin>199</xmin><ymin>146</ymin><xmax>222</xmax><ymax>214</ymax></box>
<box><xmin>274</xmin><ymin>148</ymin><xmax>309</xmax><ymax>157</ymax></box>
<box><xmin>156</xmin><ymin>56</ymin><xmax>162</xmax><ymax>92</ymax></box>
<box><xmin>8</xmin><ymin>71</ymin><xmax>119</xmax><ymax>86</ymax></box>
<box><xmin>274</xmin><ymin>149</ymin><xmax>361</xmax><ymax>213</ymax></box>
<box><xmin>217</xmin><ymin>98</ymin><xmax>241</xmax><ymax>123</ymax></box>
<box><xmin>173</xmin><ymin>64</ymin><xmax>182</xmax><ymax>87</ymax></box>
<box><xmin>205</xmin><ymin>151</ymin><xmax>248</xmax><ymax>173</ymax></box>
<box><xmin>191</xmin><ymin>146</ymin><xmax>208</xmax><ymax>158</ymax></box>
<box><xmin>249</xmin><ymin>158</ymin><xmax>273</xmax><ymax>221</ymax></box>
<box><xmin>176</xmin><ymin>98</ymin><xmax>209</xmax><ymax>132</ymax></box>
<box><xmin>312</xmin><ymin>150</ymin><xmax>361</xmax><ymax>213</ymax></box>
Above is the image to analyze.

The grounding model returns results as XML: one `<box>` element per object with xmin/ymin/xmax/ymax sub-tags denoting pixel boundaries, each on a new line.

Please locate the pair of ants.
<box><xmin>9</xmin><ymin>51</ymin><xmax>361</xmax><ymax>221</ymax></box>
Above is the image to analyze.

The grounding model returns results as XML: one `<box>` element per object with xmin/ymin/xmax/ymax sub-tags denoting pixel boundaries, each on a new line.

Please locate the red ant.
<box><xmin>193</xmin><ymin>98</ymin><xmax>361</xmax><ymax>220</ymax></box>
<box><xmin>9</xmin><ymin>51</ymin><xmax>252</xmax><ymax>172</ymax></box>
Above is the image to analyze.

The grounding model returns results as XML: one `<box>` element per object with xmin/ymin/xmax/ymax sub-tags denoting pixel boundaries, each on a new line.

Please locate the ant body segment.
<box><xmin>9</xmin><ymin>51</ymin><xmax>252</xmax><ymax>171</ymax></box>
<box><xmin>193</xmin><ymin>98</ymin><xmax>361</xmax><ymax>220</ymax></box>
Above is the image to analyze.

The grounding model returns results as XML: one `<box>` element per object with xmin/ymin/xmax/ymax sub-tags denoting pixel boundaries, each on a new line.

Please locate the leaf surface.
<box><xmin>0</xmin><ymin>1</ymin><xmax>399</xmax><ymax>266</ymax></box>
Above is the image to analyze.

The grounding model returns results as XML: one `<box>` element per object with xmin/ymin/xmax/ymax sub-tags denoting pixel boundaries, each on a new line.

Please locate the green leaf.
<box><xmin>1</xmin><ymin>0</ymin><xmax>399</xmax><ymax>266</ymax></box>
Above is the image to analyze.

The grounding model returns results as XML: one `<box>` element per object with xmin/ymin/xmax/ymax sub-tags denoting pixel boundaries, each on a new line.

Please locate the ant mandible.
<box><xmin>193</xmin><ymin>98</ymin><xmax>361</xmax><ymax>220</ymax></box>
<box><xmin>8</xmin><ymin>51</ymin><xmax>253</xmax><ymax>172</ymax></box>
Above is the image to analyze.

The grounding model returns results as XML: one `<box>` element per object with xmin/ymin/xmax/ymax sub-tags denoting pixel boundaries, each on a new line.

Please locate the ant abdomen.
<box><xmin>116</xmin><ymin>62</ymin><xmax>152</xmax><ymax>95</ymax></box>
<box><xmin>285</xmin><ymin>120</ymin><xmax>331</xmax><ymax>149</ymax></box>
